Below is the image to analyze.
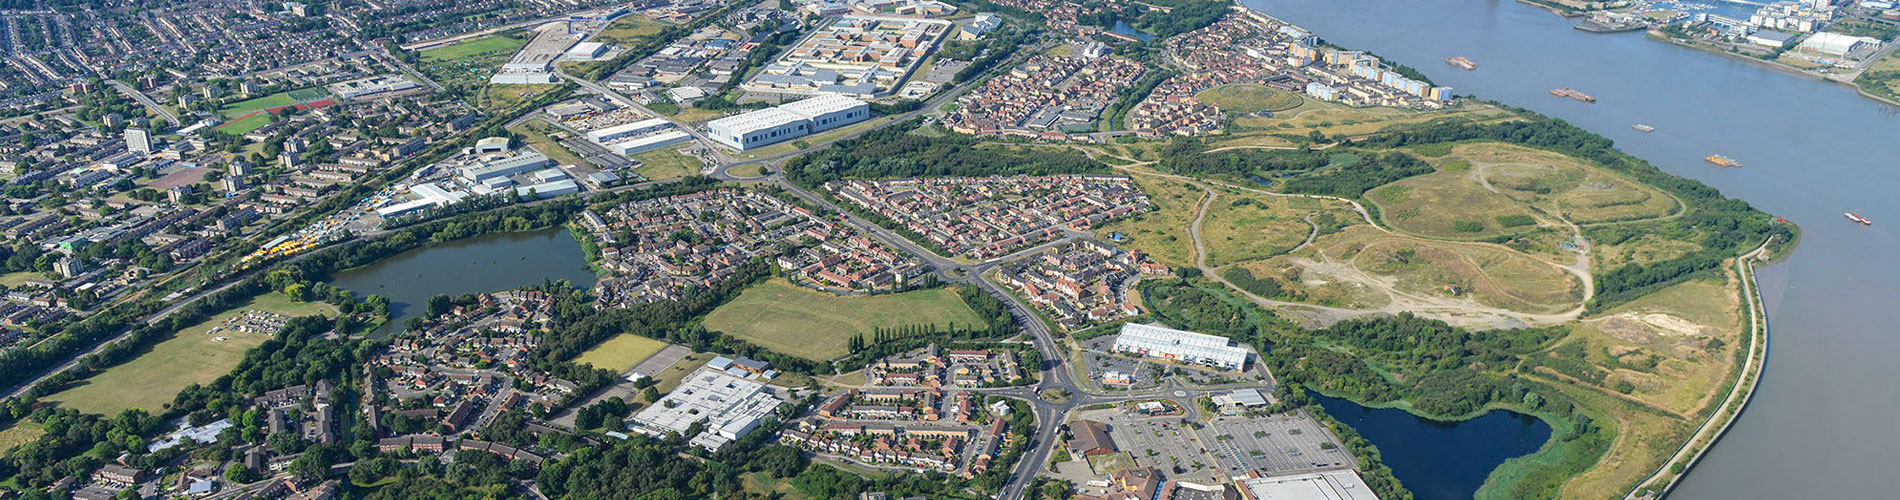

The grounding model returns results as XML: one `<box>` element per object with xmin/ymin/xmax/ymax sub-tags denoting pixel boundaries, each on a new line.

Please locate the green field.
<box><xmin>631</xmin><ymin>147</ymin><xmax>703</xmax><ymax>181</ymax></box>
<box><xmin>0</xmin><ymin>422</ymin><xmax>43</xmax><ymax>454</ymax></box>
<box><xmin>44</xmin><ymin>293</ymin><xmax>336</xmax><ymax>415</ymax></box>
<box><xmin>701</xmin><ymin>279</ymin><xmax>985</xmax><ymax>360</ymax></box>
<box><xmin>420</xmin><ymin>35</ymin><xmax>528</xmax><ymax>62</ymax></box>
<box><xmin>1195</xmin><ymin>83</ymin><xmax>1305</xmax><ymax>114</ymax></box>
<box><xmin>574</xmin><ymin>335</ymin><xmax>670</xmax><ymax>373</ymax></box>
<box><xmin>591</xmin><ymin>14</ymin><xmax>669</xmax><ymax>46</ymax></box>
<box><xmin>217</xmin><ymin>113</ymin><xmax>272</xmax><ymax>136</ymax></box>
<box><xmin>220</xmin><ymin>92</ymin><xmax>302</xmax><ymax>117</ymax></box>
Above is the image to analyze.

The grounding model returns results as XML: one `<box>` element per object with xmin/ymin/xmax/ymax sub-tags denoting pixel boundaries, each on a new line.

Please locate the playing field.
<box><xmin>701</xmin><ymin>279</ymin><xmax>985</xmax><ymax>360</ymax></box>
<box><xmin>420</xmin><ymin>35</ymin><xmax>528</xmax><ymax>62</ymax></box>
<box><xmin>216</xmin><ymin>113</ymin><xmax>272</xmax><ymax>135</ymax></box>
<box><xmin>220</xmin><ymin>92</ymin><xmax>302</xmax><ymax>117</ymax></box>
<box><xmin>574</xmin><ymin>334</ymin><xmax>670</xmax><ymax>373</ymax></box>
<box><xmin>44</xmin><ymin>293</ymin><xmax>335</xmax><ymax>415</ymax></box>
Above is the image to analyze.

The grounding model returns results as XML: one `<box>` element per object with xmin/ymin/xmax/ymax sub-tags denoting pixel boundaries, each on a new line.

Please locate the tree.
<box><xmin>284</xmin><ymin>282</ymin><xmax>311</xmax><ymax>302</ymax></box>
<box><xmin>225</xmin><ymin>463</ymin><xmax>260</xmax><ymax>484</ymax></box>
<box><xmin>641</xmin><ymin>386</ymin><xmax>661</xmax><ymax>404</ymax></box>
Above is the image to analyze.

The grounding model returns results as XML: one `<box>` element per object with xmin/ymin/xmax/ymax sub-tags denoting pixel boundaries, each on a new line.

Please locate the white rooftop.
<box><xmin>707</xmin><ymin>107</ymin><xmax>809</xmax><ymax>133</ymax></box>
<box><xmin>779</xmin><ymin>94</ymin><xmax>868</xmax><ymax>118</ymax></box>
<box><xmin>1241</xmin><ymin>470</ymin><xmax>1381</xmax><ymax>500</ymax></box>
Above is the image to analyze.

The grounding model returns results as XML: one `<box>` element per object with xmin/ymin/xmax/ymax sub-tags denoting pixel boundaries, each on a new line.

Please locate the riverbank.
<box><xmin>1623</xmin><ymin>245</ymin><xmax>1772</xmax><ymax>499</ymax></box>
<box><xmin>1641</xmin><ymin>32</ymin><xmax>1900</xmax><ymax>108</ymax></box>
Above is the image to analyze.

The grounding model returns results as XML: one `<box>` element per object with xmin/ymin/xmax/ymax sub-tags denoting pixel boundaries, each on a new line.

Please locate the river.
<box><xmin>1238</xmin><ymin>0</ymin><xmax>1900</xmax><ymax>498</ymax></box>
<box><xmin>328</xmin><ymin>228</ymin><xmax>597</xmax><ymax>338</ymax></box>
<box><xmin>1314</xmin><ymin>394</ymin><xmax>1551</xmax><ymax>500</ymax></box>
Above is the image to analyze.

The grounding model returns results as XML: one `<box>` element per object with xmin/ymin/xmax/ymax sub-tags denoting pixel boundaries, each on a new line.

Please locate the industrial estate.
<box><xmin>0</xmin><ymin>1</ymin><xmax>1799</xmax><ymax>500</ymax></box>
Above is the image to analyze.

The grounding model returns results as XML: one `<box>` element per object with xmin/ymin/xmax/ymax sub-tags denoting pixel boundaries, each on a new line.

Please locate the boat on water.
<box><xmin>1846</xmin><ymin>212</ymin><xmax>1873</xmax><ymax>225</ymax></box>
<box><xmin>1633</xmin><ymin>124</ymin><xmax>1655</xmax><ymax>132</ymax></box>
<box><xmin>1705</xmin><ymin>155</ymin><xmax>1741</xmax><ymax>167</ymax></box>
<box><xmin>1445</xmin><ymin>56</ymin><xmax>1477</xmax><ymax>70</ymax></box>
<box><xmin>1550</xmin><ymin>88</ymin><xmax>1596</xmax><ymax>103</ymax></box>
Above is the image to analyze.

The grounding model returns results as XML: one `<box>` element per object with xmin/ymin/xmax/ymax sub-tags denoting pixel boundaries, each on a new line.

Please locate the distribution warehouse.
<box><xmin>1112</xmin><ymin>323</ymin><xmax>1251</xmax><ymax>370</ymax></box>
<box><xmin>705</xmin><ymin>94</ymin><xmax>870</xmax><ymax>150</ymax></box>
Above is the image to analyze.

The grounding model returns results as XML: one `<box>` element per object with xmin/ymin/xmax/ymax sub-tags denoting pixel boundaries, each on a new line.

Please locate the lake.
<box><xmin>328</xmin><ymin>228</ymin><xmax>597</xmax><ymax>338</ymax></box>
<box><xmin>1240</xmin><ymin>1</ymin><xmax>1900</xmax><ymax>498</ymax></box>
<box><xmin>1314</xmin><ymin>394</ymin><xmax>1551</xmax><ymax>500</ymax></box>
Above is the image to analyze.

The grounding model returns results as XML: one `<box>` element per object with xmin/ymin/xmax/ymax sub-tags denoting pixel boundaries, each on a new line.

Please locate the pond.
<box><xmin>328</xmin><ymin>228</ymin><xmax>597</xmax><ymax>338</ymax></box>
<box><xmin>1314</xmin><ymin>393</ymin><xmax>1552</xmax><ymax>500</ymax></box>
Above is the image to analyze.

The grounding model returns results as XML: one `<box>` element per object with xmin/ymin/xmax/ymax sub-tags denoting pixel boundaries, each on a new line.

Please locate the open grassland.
<box><xmin>0</xmin><ymin>422</ymin><xmax>43</xmax><ymax>454</ymax></box>
<box><xmin>1097</xmin><ymin>174</ymin><xmax>1205</xmax><ymax>268</ymax></box>
<box><xmin>420</xmin><ymin>35</ymin><xmax>528</xmax><ymax>62</ymax></box>
<box><xmin>1230</xmin><ymin>99</ymin><xmax>1516</xmax><ymax>138</ymax></box>
<box><xmin>631</xmin><ymin>147</ymin><xmax>702</xmax><ymax>181</ymax></box>
<box><xmin>1243</xmin><ymin>226</ymin><xmax>1584</xmax><ymax>314</ymax></box>
<box><xmin>1575</xmin><ymin>276</ymin><xmax>1743</xmax><ymax>415</ymax></box>
<box><xmin>1591</xmin><ymin>231</ymin><xmax>1705</xmax><ymax>271</ymax></box>
<box><xmin>1195</xmin><ymin>83</ymin><xmax>1304</xmax><ymax>114</ymax></box>
<box><xmin>1856</xmin><ymin>49</ymin><xmax>1900</xmax><ymax>100</ymax></box>
<box><xmin>573</xmin><ymin>335</ymin><xmax>670</xmax><ymax>373</ymax></box>
<box><xmin>741</xmin><ymin>472</ymin><xmax>812</xmax><ymax>500</ymax></box>
<box><xmin>45</xmin><ymin>293</ymin><xmax>335</xmax><ymax>415</ymax></box>
<box><xmin>1367</xmin><ymin>143</ymin><xmax>1677</xmax><ymax>240</ymax></box>
<box><xmin>1543</xmin><ymin>384</ymin><xmax>1688</xmax><ymax>499</ymax></box>
<box><xmin>482</xmin><ymin>83</ymin><xmax>558</xmax><ymax>113</ymax></box>
<box><xmin>592</xmin><ymin>14</ymin><xmax>669</xmax><ymax>46</ymax></box>
<box><xmin>701</xmin><ymin>279</ymin><xmax>985</xmax><ymax>361</ymax></box>
<box><xmin>509</xmin><ymin>120</ymin><xmax>586</xmax><ymax>166</ymax></box>
<box><xmin>0</xmin><ymin>271</ymin><xmax>44</xmax><ymax>287</ymax></box>
<box><xmin>1200</xmin><ymin>186</ymin><xmax>1345</xmax><ymax>268</ymax></box>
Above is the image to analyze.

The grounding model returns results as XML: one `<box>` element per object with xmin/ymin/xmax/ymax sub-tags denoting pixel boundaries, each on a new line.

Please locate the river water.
<box><xmin>1238</xmin><ymin>0</ymin><xmax>1900</xmax><ymax>498</ymax></box>
<box><xmin>1315</xmin><ymin>394</ymin><xmax>1551</xmax><ymax>500</ymax></box>
<box><xmin>328</xmin><ymin>228</ymin><xmax>597</xmax><ymax>338</ymax></box>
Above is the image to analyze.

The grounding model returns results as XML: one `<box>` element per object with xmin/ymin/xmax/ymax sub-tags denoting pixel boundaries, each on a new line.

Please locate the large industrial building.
<box><xmin>628</xmin><ymin>367</ymin><xmax>786</xmax><ymax>451</ymax></box>
<box><xmin>1238</xmin><ymin>470</ymin><xmax>1381</xmax><ymax>500</ymax></box>
<box><xmin>585</xmin><ymin>118</ymin><xmax>675</xmax><ymax>143</ymax></box>
<box><xmin>1112</xmin><ymin>323</ymin><xmax>1251</xmax><ymax>370</ymax></box>
<box><xmin>459</xmin><ymin>152</ymin><xmax>553</xmax><ymax>183</ymax></box>
<box><xmin>704</xmin><ymin>94</ymin><xmax>870</xmax><ymax>150</ymax></box>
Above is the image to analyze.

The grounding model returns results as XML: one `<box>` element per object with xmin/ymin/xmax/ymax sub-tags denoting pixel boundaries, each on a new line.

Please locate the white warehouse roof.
<box><xmin>779</xmin><ymin>94</ymin><xmax>868</xmax><ymax>118</ymax></box>
<box><xmin>1114</xmin><ymin>323</ymin><xmax>1251</xmax><ymax>368</ymax></box>
<box><xmin>707</xmin><ymin>107</ymin><xmax>809</xmax><ymax>134</ymax></box>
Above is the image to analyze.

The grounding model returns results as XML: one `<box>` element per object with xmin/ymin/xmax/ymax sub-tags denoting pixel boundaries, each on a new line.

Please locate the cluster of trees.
<box><xmin>950</xmin><ymin>27</ymin><xmax>1036</xmax><ymax>83</ymax></box>
<box><xmin>1114</xmin><ymin>0</ymin><xmax>1230</xmax><ymax>39</ymax></box>
<box><xmin>782</xmin><ymin>120</ymin><xmax>1107</xmax><ymax>187</ymax></box>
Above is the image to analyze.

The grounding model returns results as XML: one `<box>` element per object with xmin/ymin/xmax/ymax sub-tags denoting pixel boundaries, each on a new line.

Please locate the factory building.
<box><xmin>629</xmin><ymin>367</ymin><xmax>786</xmax><ymax>451</ymax></box>
<box><xmin>460</xmin><ymin>152</ymin><xmax>553</xmax><ymax>183</ymax></box>
<box><xmin>607</xmin><ymin>130</ymin><xmax>694</xmax><ymax>155</ymax></box>
<box><xmin>1240</xmin><ymin>470</ymin><xmax>1381</xmax><ymax>500</ymax></box>
<box><xmin>585</xmin><ymin>118</ymin><xmax>675</xmax><ymax>144</ymax></box>
<box><xmin>514</xmin><ymin>179</ymin><xmax>580</xmax><ymax>200</ymax></box>
<box><xmin>705</xmin><ymin>95</ymin><xmax>871</xmax><ymax>150</ymax></box>
<box><xmin>1112</xmin><ymin>323</ymin><xmax>1251</xmax><ymax>370</ymax></box>
<box><xmin>326</xmin><ymin>75</ymin><xmax>421</xmax><ymax>100</ymax></box>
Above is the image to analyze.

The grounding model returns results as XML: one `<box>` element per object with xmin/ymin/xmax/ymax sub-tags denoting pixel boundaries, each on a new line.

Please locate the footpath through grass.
<box><xmin>701</xmin><ymin>279</ymin><xmax>984</xmax><ymax>361</ymax></box>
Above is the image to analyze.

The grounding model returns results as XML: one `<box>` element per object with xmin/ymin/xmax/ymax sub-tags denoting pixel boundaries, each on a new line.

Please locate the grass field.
<box><xmin>631</xmin><ymin>148</ymin><xmax>703</xmax><ymax>181</ymax></box>
<box><xmin>1241</xmin><ymin>226</ymin><xmax>1584</xmax><ymax>314</ymax></box>
<box><xmin>217</xmin><ymin>113</ymin><xmax>273</xmax><ymax>136</ymax></box>
<box><xmin>1195</xmin><ymin>83</ymin><xmax>1305</xmax><ymax>115</ymax></box>
<box><xmin>1230</xmin><ymin>99</ymin><xmax>1516</xmax><ymax>139</ymax></box>
<box><xmin>510</xmin><ymin>120</ymin><xmax>586</xmax><ymax>166</ymax></box>
<box><xmin>483</xmin><ymin>83</ymin><xmax>558</xmax><ymax>113</ymax></box>
<box><xmin>591</xmin><ymin>14</ymin><xmax>669</xmax><ymax>46</ymax></box>
<box><xmin>574</xmin><ymin>335</ymin><xmax>670</xmax><ymax>373</ymax></box>
<box><xmin>0</xmin><ymin>422</ymin><xmax>43</xmax><ymax>454</ymax></box>
<box><xmin>420</xmin><ymin>35</ymin><xmax>528</xmax><ymax>62</ymax></box>
<box><xmin>44</xmin><ymin>293</ymin><xmax>335</xmax><ymax>415</ymax></box>
<box><xmin>1576</xmin><ymin>275</ymin><xmax>1742</xmax><ymax>415</ymax></box>
<box><xmin>701</xmin><ymin>279</ymin><xmax>985</xmax><ymax>360</ymax></box>
<box><xmin>1096</xmin><ymin>174</ymin><xmax>1205</xmax><ymax>268</ymax></box>
<box><xmin>1366</xmin><ymin>142</ymin><xmax>1677</xmax><ymax>240</ymax></box>
<box><xmin>0</xmin><ymin>271</ymin><xmax>44</xmax><ymax>287</ymax></box>
<box><xmin>220</xmin><ymin>92</ymin><xmax>301</xmax><ymax>118</ymax></box>
<box><xmin>741</xmin><ymin>472</ymin><xmax>811</xmax><ymax>499</ymax></box>
<box><xmin>1200</xmin><ymin>186</ymin><xmax>1343</xmax><ymax>268</ymax></box>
